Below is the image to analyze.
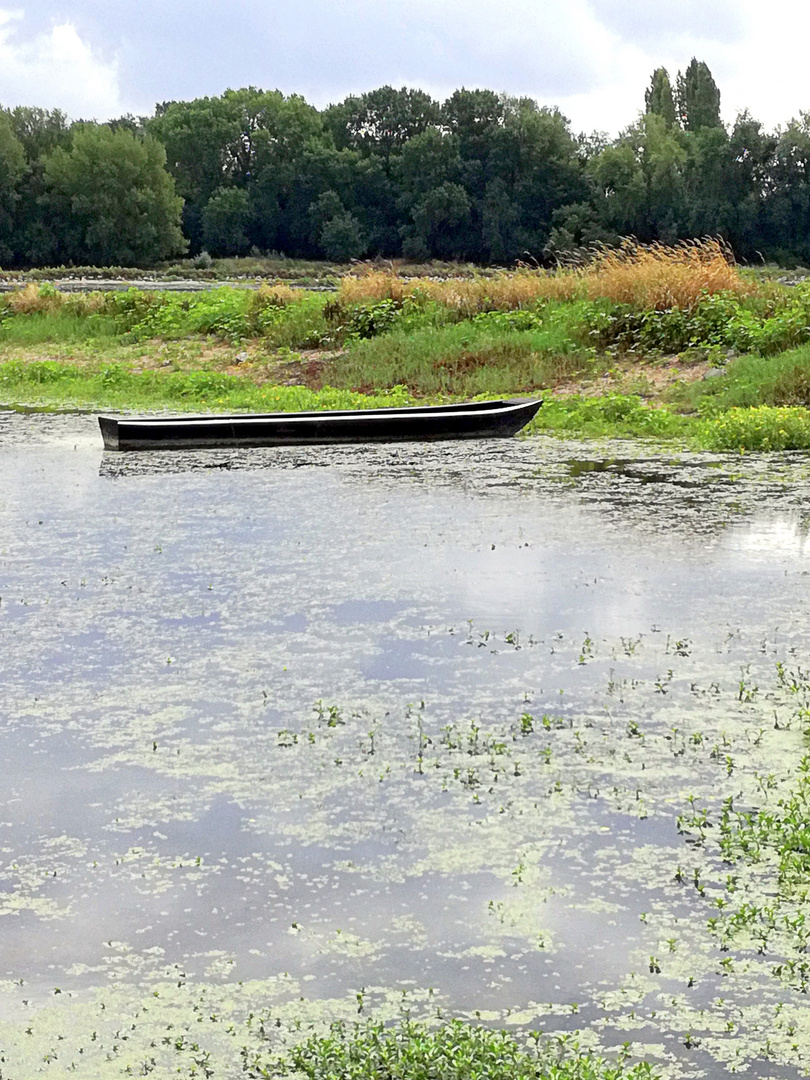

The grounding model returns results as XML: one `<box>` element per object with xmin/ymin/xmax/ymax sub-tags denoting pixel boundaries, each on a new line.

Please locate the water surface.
<box><xmin>2</xmin><ymin>411</ymin><xmax>810</xmax><ymax>1077</ymax></box>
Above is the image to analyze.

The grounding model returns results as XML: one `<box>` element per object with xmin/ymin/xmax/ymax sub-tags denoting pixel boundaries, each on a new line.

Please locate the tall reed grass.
<box><xmin>4</xmin><ymin>282</ymin><xmax>109</xmax><ymax>316</ymax></box>
<box><xmin>339</xmin><ymin>238</ymin><xmax>749</xmax><ymax>313</ymax></box>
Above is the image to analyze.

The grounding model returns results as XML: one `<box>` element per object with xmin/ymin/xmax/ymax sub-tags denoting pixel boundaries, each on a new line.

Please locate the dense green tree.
<box><xmin>645</xmin><ymin>68</ymin><xmax>677</xmax><ymax>128</ymax></box>
<box><xmin>724</xmin><ymin>112</ymin><xmax>776</xmax><ymax>257</ymax></box>
<box><xmin>395</xmin><ymin>128</ymin><xmax>462</xmax><ymax>199</ymax></box>
<box><xmin>201</xmin><ymin>186</ymin><xmax>251</xmax><ymax>255</ymax></box>
<box><xmin>682</xmin><ymin>124</ymin><xmax>732</xmax><ymax>236</ymax></box>
<box><xmin>676</xmin><ymin>59</ymin><xmax>722</xmax><ymax>132</ymax></box>
<box><xmin>407</xmin><ymin>181</ymin><xmax>471</xmax><ymax>258</ymax></box>
<box><xmin>149</xmin><ymin>88</ymin><xmax>323</xmax><ymax>251</ymax></box>
<box><xmin>307</xmin><ymin>190</ymin><xmax>346</xmax><ymax>248</ymax></box>
<box><xmin>107</xmin><ymin>114</ymin><xmax>147</xmax><ymax>136</ymax></box>
<box><xmin>1</xmin><ymin>73</ymin><xmax>809</xmax><ymax>268</ymax></box>
<box><xmin>763</xmin><ymin>115</ymin><xmax>810</xmax><ymax>263</ymax></box>
<box><xmin>276</xmin><ymin>143</ymin><xmax>362</xmax><ymax>254</ymax></box>
<box><xmin>481</xmin><ymin>177</ymin><xmax>519</xmax><ymax>261</ymax></box>
<box><xmin>226</xmin><ymin>89</ymin><xmax>322</xmax><ymax>185</ymax></box>
<box><xmin>442</xmin><ymin>89</ymin><xmax>503</xmax><ymax>146</ymax></box>
<box><xmin>324</xmin><ymin>86</ymin><xmax>440</xmax><ymax>161</ymax></box>
<box><xmin>590</xmin><ymin>114</ymin><xmax>687</xmax><ymax>242</ymax></box>
<box><xmin>5</xmin><ymin>107</ymin><xmax>70</xmax><ymax>264</ymax></box>
<box><xmin>320</xmin><ymin>211</ymin><xmax>366</xmax><ymax>261</ymax></box>
<box><xmin>8</xmin><ymin>106</ymin><xmax>70</xmax><ymax>161</ymax></box>
<box><xmin>0</xmin><ymin>113</ymin><xmax>25</xmax><ymax>264</ymax></box>
<box><xmin>149</xmin><ymin>94</ymin><xmax>242</xmax><ymax>247</ymax></box>
<box><xmin>44</xmin><ymin>125</ymin><xmax>186</xmax><ymax>265</ymax></box>
<box><xmin>490</xmin><ymin>102</ymin><xmax>588</xmax><ymax>255</ymax></box>
<box><xmin>545</xmin><ymin>202</ymin><xmax>614</xmax><ymax>255</ymax></box>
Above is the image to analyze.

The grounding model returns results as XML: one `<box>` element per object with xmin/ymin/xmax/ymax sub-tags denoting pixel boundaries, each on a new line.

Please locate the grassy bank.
<box><xmin>4</xmin><ymin>241</ymin><xmax>810</xmax><ymax>450</ymax></box>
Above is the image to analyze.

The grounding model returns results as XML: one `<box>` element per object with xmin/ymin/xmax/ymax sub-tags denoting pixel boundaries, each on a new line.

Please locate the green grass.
<box><xmin>698</xmin><ymin>406</ymin><xmax>810</xmax><ymax>451</ymax></box>
<box><xmin>331</xmin><ymin>308</ymin><xmax>596</xmax><ymax>397</ymax></box>
<box><xmin>0</xmin><ymin>311</ymin><xmax>122</xmax><ymax>345</ymax></box>
<box><xmin>670</xmin><ymin>346</ymin><xmax>810</xmax><ymax>412</ymax></box>
<box><xmin>0</xmin><ymin>359</ymin><xmax>413</xmax><ymax>413</ymax></box>
<box><xmin>529</xmin><ymin>394</ymin><xmax>689</xmax><ymax>440</ymax></box>
<box><xmin>268</xmin><ymin>1019</ymin><xmax>658</xmax><ymax>1080</ymax></box>
<box><xmin>663</xmin><ymin>346</ymin><xmax>810</xmax><ymax>449</ymax></box>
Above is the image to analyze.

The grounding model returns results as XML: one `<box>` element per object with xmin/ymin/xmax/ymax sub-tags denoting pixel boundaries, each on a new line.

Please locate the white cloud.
<box><xmin>0</xmin><ymin>9</ymin><xmax>125</xmax><ymax>119</ymax></box>
<box><xmin>721</xmin><ymin>0</ymin><xmax>810</xmax><ymax>129</ymax></box>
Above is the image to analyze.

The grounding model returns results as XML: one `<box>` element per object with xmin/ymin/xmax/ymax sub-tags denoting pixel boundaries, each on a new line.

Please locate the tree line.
<box><xmin>2</xmin><ymin>60</ymin><xmax>810</xmax><ymax>268</ymax></box>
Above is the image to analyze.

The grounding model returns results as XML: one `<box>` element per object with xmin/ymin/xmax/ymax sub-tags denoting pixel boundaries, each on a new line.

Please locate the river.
<box><xmin>2</xmin><ymin>410</ymin><xmax>810</xmax><ymax>1077</ymax></box>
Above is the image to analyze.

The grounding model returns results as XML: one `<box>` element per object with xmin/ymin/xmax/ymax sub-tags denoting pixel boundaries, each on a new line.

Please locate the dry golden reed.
<box><xmin>338</xmin><ymin>238</ymin><xmax>749</xmax><ymax>313</ymax></box>
<box><xmin>5</xmin><ymin>282</ymin><xmax>62</xmax><ymax>315</ymax></box>
<box><xmin>3</xmin><ymin>283</ymin><xmax>107</xmax><ymax>316</ymax></box>
<box><xmin>251</xmin><ymin>282</ymin><xmax>300</xmax><ymax>308</ymax></box>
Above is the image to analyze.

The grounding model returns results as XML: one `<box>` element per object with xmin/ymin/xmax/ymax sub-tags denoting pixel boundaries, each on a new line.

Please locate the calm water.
<box><xmin>2</xmin><ymin>410</ymin><xmax>810</xmax><ymax>1077</ymax></box>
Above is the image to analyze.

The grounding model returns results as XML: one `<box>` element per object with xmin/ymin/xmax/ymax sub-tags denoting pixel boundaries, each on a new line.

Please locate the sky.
<box><xmin>0</xmin><ymin>0</ymin><xmax>806</xmax><ymax>135</ymax></box>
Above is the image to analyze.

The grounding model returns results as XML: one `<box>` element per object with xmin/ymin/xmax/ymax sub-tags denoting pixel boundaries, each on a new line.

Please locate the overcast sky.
<box><xmin>0</xmin><ymin>1</ymin><xmax>806</xmax><ymax>134</ymax></box>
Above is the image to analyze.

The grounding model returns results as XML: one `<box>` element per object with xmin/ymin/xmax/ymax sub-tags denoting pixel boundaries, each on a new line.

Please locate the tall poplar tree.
<box><xmin>645</xmin><ymin>68</ymin><xmax>677</xmax><ymax>128</ymax></box>
<box><xmin>676</xmin><ymin>59</ymin><xmax>722</xmax><ymax>131</ymax></box>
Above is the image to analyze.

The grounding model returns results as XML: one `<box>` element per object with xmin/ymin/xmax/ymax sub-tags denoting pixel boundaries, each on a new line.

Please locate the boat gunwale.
<box><xmin>99</xmin><ymin>398</ymin><xmax>541</xmax><ymax>430</ymax></box>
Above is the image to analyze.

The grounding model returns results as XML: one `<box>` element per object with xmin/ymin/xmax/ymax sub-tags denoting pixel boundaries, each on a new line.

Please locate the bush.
<box><xmin>5</xmin><ymin>282</ymin><xmax>64</xmax><ymax>315</ymax></box>
<box><xmin>700</xmin><ymin>406</ymin><xmax>810</xmax><ymax>451</ymax></box>
<box><xmin>323</xmin><ymin>298</ymin><xmax>402</xmax><ymax>341</ymax></box>
<box><xmin>0</xmin><ymin>359</ymin><xmax>78</xmax><ymax>383</ymax></box>
<box><xmin>472</xmin><ymin>308</ymin><xmax>546</xmax><ymax>332</ymax></box>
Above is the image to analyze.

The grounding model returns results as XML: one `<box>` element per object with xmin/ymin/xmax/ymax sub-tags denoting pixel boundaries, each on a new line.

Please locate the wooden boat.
<box><xmin>98</xmin><ymin>398</ymin><xmax>542</xmax><ymax>451</ymax></box>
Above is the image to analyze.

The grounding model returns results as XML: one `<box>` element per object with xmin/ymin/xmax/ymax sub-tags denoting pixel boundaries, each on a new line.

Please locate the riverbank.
<box><xmin>4</xmin><ymin>337</ymin><xmax>810</xmax><ymax>452</ymax></box>
<box><xmin>3</xmin><ymin>244</ymin><xmax>810</xmax><ymax>450</ymax></box>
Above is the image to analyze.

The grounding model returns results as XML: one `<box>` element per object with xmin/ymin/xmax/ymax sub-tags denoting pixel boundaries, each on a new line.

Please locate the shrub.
<box><xmin>700</xmin><ymin>406</ymin><xmax>810</xmax><ymax>451</ymax></box>
<box><xmin>1</xmin><ymin>359</ymin><xmax>78</xmax><ymax>383</ymax></box>
<box><xmin>250</xmin><ymin>282</ymin><xmax>300</xmax><ymax>309</ymax></box>
<box><xmin>472</xmin><ymin>308</ymin><xmax>546</xmax><ymax>332</ymax></box>
<box><xmin>323</xmin><ymin>298</ymin><xmax>402</xmax><ymax>341</ymax></box>
<box><xmin>573</xmin><ymin>237</ymin><xmax>747</xmax><ymax>309</ymax></box>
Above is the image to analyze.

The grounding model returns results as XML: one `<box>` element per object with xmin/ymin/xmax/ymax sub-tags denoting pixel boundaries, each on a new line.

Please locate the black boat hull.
<box><xmin>98</xmin><ymin>398</ymin><xmax>542</xmax><ymax>451</ymax></box>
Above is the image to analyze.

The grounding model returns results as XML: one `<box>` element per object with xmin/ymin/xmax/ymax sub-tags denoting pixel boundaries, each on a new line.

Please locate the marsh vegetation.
<box><xmin>3</xmin><ymin>241</ymin><xmax>810</xmax><ymax>451</ymax></box>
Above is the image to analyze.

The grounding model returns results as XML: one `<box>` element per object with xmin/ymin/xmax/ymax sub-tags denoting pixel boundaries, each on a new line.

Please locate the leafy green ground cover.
<box><xmin>265</xmin><ymin>1020</ymin><xmax>658</xmax><ymax>1080</ymax></box>
<box><xmin>4</xmin><ymin>279</ymin><xmax>810</xmax><ymax>450</ymax></box>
